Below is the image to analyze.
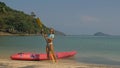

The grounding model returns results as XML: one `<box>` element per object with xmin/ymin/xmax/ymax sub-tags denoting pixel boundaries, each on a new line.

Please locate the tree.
<box><xmin>31</xmin><ymin>12</ymin><xmax>36</xmax><ymax>17</ymax></box>
<box><xmin>0</xmin><ymin>2</ymin><xmax>50</xmax><ymax>34</ymax></box>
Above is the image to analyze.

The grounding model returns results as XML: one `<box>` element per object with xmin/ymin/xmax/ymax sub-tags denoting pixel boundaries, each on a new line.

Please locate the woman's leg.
<box><xmin>46</xmin><ymin>45</ymin><xmax>50</xmax><ymax>59</ymax></box>
<box><xmin>50</xmin><ymin>44</ymin><xmax>57</xmax><ymax>62</ymax></box>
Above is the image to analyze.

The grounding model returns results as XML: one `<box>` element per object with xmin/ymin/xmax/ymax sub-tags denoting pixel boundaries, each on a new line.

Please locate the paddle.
<box><xmin>36</xmin><ymin>17</ymin><xmax>43</xmax><ymax>29</ymax></box>
<box><xmin>36</xmin><ymin>17</ymin><xmax>56</xmax><ymax>62</ymax></box>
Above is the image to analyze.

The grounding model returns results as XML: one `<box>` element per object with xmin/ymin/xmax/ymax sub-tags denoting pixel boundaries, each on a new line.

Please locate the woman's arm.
<box><xmin>41</xmin><ymin>29</ymin><xmax>48</xmax><ymax>42</ymax></box>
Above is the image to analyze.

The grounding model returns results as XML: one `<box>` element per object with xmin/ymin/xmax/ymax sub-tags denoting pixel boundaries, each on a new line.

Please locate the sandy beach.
<box><xmin>0</xmin><ymin>59</ymin><xmax>120</xmax><ymax>68</ymax></box>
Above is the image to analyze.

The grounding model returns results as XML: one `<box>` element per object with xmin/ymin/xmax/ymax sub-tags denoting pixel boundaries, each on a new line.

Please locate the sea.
<box><xmin>0</xmin><ymin>35</ymin><xmax>120</xmax><ymax>65</ymax></box>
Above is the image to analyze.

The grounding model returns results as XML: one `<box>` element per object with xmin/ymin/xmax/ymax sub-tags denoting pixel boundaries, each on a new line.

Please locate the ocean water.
<box><xmin>0</xmin><ymin>35</ymin><xmax>120</xmax><ymax>65</ymax></box>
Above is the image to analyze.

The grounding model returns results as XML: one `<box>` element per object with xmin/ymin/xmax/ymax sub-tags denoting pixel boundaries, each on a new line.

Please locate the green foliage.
<box><xmin>0</xmin><ymin>2</ymin><xmax>48</xmax><ymax>34</ymax></box>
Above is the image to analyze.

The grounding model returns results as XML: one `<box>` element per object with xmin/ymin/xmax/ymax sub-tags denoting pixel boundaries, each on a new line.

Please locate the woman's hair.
<box><xmin>50</xmin><ymin>28</ymin><xmax>55</xmax><ymax>34</ymax></box>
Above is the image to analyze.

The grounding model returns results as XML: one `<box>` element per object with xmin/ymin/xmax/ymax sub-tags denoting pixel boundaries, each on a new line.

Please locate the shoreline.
<box><xmin>0</xmin><ymin>59</ymin><xmax>120</xmax><ymax>68</ymax></box>
<box><xmin>0</xmin><ymin>31</ymin><xmax>65</xmax><ymax>36</ymax></box>
<box><xmin>0</xmin><ymin>31</ymin><xmax>40</xmax><ymax>36</ymax></box>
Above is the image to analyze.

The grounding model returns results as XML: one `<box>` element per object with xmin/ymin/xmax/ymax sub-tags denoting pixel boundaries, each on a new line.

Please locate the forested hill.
<box><xmin>0</xmin><ymin>2</ymin><xmax>65</xmax><ymax>35</ymax></box>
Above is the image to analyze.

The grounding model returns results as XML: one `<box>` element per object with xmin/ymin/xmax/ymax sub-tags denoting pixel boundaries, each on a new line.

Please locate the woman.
<box><xmin>41</xmin><ymin>28</ymin><xmax>57</xmax><ymax>62</ymax></box>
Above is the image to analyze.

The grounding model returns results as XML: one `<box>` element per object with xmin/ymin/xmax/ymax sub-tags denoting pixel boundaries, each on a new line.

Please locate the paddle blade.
<box><xmin>36</xmin><ymin>17</ymin><xmax>43</xmax><ymax>28</ymax></box>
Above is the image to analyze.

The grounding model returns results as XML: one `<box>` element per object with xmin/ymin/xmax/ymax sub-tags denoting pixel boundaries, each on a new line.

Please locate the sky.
<box><xmin>1</xmin><ymin>0</ymin><xmax>120</xmax><ymax>35</ymax></box>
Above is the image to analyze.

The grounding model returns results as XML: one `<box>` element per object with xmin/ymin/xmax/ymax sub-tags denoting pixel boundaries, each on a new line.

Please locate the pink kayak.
<box><xmin>10</xmin><ymin>51</ymin><xmax>77</xmax><ymax>61</ymax></box>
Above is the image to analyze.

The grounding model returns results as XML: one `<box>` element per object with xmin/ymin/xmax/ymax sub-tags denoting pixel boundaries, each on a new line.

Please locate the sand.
<box><xmin>0</xmin><ymin>59</ymin><xmax>120</xmax><ymax>68</ymax></box>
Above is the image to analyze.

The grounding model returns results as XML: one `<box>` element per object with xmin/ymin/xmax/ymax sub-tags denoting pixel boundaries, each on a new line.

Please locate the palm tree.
<box><xmin>31</xmin><ymin>12</ymin><xmax>36</xmax><ymax>17</ymax></box>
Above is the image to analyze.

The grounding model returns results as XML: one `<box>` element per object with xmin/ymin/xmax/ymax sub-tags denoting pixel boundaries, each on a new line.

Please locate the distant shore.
<box><xmin>0</xmin><ymin>31</ymin><xmax>65</xmax><ymax>36</ymax></box>
<box><xmin>0</xmin><ymin>31</ymin><xmax>40</xmax><ymax>36</ymax></box>
<box><xmin>0</xmin><ymin>59</ymin><xmax>120</xmax><ymax>68</ymax></box>
<box><xmin>0</xmin><ymin>32</ymin><xmax>12</xmax><ymax>36</ymax></box>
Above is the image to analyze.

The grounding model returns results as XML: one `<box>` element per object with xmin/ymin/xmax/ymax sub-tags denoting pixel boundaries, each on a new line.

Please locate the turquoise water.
<box><xmin>0</xmin><ymin>35</ymin><xmax>120</xmax><ymax>65</ymax></box>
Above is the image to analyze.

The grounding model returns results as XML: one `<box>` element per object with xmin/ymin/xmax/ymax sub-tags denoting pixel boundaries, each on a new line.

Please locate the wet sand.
<box><xmin>0</xmin><ymin>59</ymin><xmax>120</xmax><ymax>68</ymax></box>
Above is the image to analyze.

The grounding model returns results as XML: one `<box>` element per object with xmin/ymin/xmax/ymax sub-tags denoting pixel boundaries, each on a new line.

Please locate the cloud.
<box><xmin>81</xmin><ymin>15</ymin><xmax>99</xmax><ymax>23</ymax></box>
